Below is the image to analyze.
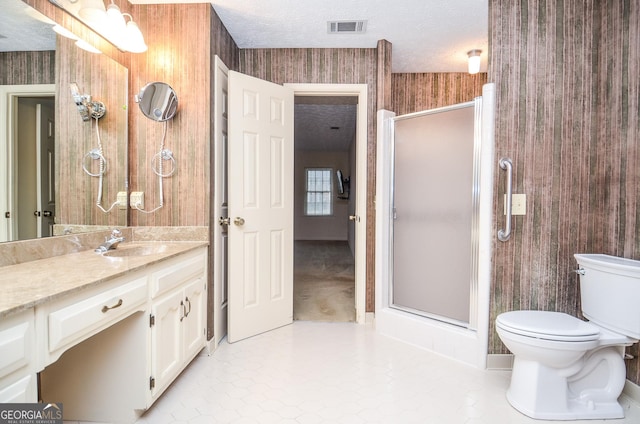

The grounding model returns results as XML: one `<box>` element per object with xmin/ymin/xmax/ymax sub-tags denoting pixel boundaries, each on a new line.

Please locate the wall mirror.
<box><xmin>0</xmin><ymin>0</ymin><xmax>128</xmax><ymax>242</ymax></box>
<box><xmin>136</xmin><ymin>82</ymin><xmax>178</xmax><ymax>122</ymax></box>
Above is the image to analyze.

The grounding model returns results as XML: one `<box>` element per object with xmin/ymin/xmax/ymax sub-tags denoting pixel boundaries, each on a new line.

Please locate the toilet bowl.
<box><xmin>496</xmin><ymin>254</ymin><xmax>640</xmax><ymax>420</ymax></box>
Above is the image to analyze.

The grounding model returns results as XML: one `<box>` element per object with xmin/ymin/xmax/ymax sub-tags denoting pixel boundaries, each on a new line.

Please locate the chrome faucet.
<box><xmin>95</xmin><ymin>229</ymin><xmax>125</xmax><ymax>253</ymax></box>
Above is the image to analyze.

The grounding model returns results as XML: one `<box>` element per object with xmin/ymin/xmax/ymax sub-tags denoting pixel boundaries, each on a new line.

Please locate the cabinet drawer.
<box><xmin>150</xmin><ymin>250</ymin><xmax>207</xmax><ymax>299</ymax></box>
<box><xmin>48</xmin><ymin>276</ymin><xmax>148</xmax><ymax>353</ymax></box>
<box><xmin>0</xmin><ymin>309</ymin><xmax>35</xmax><ymax>379</ymax></box>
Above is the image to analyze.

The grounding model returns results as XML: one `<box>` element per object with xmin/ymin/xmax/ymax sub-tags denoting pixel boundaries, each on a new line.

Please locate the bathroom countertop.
<box><xmin>0</xmin><ymin>241</ymin><xmax>208</xmax><ymax>318</ymax></box>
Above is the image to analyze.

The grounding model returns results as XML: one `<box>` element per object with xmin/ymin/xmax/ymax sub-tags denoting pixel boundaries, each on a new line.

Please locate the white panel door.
<box><xmin>212</xmin><ymin>56</ymin><xmax>229</xmax><ymax>349</ymax></box>
<box><xmin>150</xmin><ymin>289</ymin><xmax>183</xmax><ymax>398</ymax></box>
<box><xmin>37</xmin><ymin>100</ymin><xmax>55</xmax><ymax>238</ymax></box>
<box><xmin>227</xmin><ymin>71</ymin><xmax>294</xmax><ymax>343</ymax></box>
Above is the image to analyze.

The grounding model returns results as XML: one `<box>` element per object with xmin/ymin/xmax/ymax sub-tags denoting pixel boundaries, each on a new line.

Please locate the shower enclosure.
<box><xmin>375</xmin><ymin>83</ymin><xmax>495</xmax><ymax>368</ymax></box>
<box><xmin>391</xmin><ymin>103</ymin><xmax>479</xmax><ymax>328</ymax></box>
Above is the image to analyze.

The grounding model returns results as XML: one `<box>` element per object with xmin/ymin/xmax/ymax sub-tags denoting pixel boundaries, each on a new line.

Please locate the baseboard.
<box><xmin>365</xmin><ymin>312</ymin><xmax>375</xmax><ymax>325</ymax></box>
<box><xmin>623</xmin><ymin>380</ymin><xmax>640</xmax><ymax>406</ymax></box>
<box><xmin>486</xmin><ymin>354</ymin><xmax>514</xmax><ymax>370</ymax></box>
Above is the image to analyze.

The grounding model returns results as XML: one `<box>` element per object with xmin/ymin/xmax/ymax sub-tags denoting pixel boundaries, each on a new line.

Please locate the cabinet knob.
<box><xmin>233</xmin><ymin>217</ymin><xmax>245</xmax><ymax>226</ymax></box>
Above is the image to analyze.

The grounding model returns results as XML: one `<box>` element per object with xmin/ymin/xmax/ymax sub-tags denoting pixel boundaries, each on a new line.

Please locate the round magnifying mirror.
<box><xmin>136</xmin><ymin>82</ymin><xmax>178</xmax><ymax>121</ymax></box>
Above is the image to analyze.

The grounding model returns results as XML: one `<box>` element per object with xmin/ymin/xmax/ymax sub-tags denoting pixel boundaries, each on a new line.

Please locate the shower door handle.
<box><xmin>498</xmin><ymin>157</ymin><xmax>513</xmax><ymax>242</ymax></box>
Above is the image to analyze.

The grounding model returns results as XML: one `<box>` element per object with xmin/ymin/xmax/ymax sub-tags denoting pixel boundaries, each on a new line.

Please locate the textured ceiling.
<box><xmin>295</xmin><ymin>103</ymin><xmax>357</xmax><ymax>151</ymax></box>
<box><xmin>3</xmin><ymin>0</ymin><xmax>489</xmax><ymax>71</ymax></box>
<box><xmin>4</xmin><ymin>0</ymin><xmax>488</xmax><ymax>151</ymax></box>
<box><xmin>133</xmin><ymin>0</ymin><xmax>489</xmax><ymax>73</ymax></box>
<box><xmin>0</xmin><ymin>0</ymin><xmax>56</xmax><ymax>52</ymax></box>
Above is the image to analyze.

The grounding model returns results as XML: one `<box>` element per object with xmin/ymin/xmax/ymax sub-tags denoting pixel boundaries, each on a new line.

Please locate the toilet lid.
<box><xmin>496</xmin><ymin>311</ymin><xmax>600</xmax><ymax>342</ymax></box>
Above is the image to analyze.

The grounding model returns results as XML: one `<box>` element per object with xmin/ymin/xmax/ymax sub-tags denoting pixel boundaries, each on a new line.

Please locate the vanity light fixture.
<box><xmin>122</xmin><ymin>13</ymin><xmax>147</xmax><ymax>53</ymax></box>
<box><xmin>71</xmin><ymin>0</ymin><xmax>147</xmax><ymax>53</ymax></box>
<box><xmin>105</xmin><ymin>1</ymin><xmax>127</xmax><ymax>35</ymax></box>
<box><xmin>52</xmin><ymin>24</ymin><xmax>79</xmax><ymax>40</ymax></box>
<box><xmin>78</xmin><ymin>0</ymin><xmax>107</xmax><ymax>23</ymax></box>
<box><xmin>75</xmin><ymin>39</ymin><xmax>102</xmax><ymax>54</ymax></box>
<box><xmin>467</xmin><ymin>49</ymin><xmax>482</xmax><ymax>74</ymax></box>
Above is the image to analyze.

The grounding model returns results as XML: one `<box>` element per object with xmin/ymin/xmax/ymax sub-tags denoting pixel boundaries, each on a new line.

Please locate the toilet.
<box><xmin>496</xmin><ymin>253</ymin><xmax>640</xmax><ymax>420</ymax></box>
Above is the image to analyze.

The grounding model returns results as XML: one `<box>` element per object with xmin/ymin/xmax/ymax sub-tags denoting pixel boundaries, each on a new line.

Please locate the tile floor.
<box><xmin>125</xmin><ymin>322</ymin><xmax>640</xmax><ymax>424</ymax></box>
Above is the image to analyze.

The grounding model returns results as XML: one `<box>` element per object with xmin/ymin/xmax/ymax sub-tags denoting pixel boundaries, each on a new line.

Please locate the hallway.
<box><xmin>293</xmin><ymin>240</ymin><xmax>355</xmax><ymax>322</ymax></box>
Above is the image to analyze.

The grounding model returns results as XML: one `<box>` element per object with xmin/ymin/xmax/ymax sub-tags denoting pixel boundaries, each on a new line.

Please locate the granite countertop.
<box><xmin>0</xmin><ymin>241</ymin><xmax>208</xmax><ymax>318</ymax></box>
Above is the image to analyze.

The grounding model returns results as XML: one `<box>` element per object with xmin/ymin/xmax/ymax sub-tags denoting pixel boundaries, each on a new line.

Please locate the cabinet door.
<box><xmin>182</xmin><ymin>278</ymin><xmax>206</xmax><ymax>361</ymax></box>
<box><xmin>0</xmin><ymin>374</ymin><xmax>36</xmax><ymax>403</ymax></box>
<box><xmin>150</xmin><ymin>289</ymin><xmax>183</xmax><ymax>398</ymax></box>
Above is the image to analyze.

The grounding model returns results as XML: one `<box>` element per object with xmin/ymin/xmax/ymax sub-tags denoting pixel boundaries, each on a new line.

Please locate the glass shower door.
<box><xmin>391</xmin><ymin>101</ymin><xmax>479</xmax><ymax>328</ymax></box>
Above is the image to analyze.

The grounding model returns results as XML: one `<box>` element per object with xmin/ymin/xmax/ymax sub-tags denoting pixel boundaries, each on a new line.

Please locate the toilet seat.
<box><xmin>496</xmin><ymin>311</ymin><xmax>600</xmax><ymax>342</ymax></box>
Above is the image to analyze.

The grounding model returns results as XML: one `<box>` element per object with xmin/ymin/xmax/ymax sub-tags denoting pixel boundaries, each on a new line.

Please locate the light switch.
<box><xmin>504</xmin><ymin>194</ymin><xmax>526</xmax><ymax>215</ymax></box>
<box><xmin>130</xmin><ymin>192</ymin><xmax>144</xmax><ymax>209</ymax></box>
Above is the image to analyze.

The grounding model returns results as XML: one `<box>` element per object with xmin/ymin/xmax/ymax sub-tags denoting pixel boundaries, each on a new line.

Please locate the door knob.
<box><xmin>234</xmin><ymin>217</ymin><xmax>245</xmax><ymax>226</ymax></box>
<box><xmin>218</xmin><ymin>217</ymin><xmax>230</xmax><ymax>226</ymax></box>
<box><xmin>349</xmin><ymin>215</ymin><xmax>359</xmax><ymax>222</ymax></box>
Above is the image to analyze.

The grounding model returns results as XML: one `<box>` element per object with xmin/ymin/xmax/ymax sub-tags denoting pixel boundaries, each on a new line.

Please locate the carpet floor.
<box><xmin>293</xmin><ymin>240</ymin><xmax>356</xmax><ymax>322</ymax></box>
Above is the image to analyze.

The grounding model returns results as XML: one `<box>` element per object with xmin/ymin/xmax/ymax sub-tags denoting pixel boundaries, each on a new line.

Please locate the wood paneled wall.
<box><xmin>489</xmin><ymin>0</ymin><xmax>640</xmax><ymax>384</ymax></box>
<box><xmin>239</xmin><ymin>48</ymin><xmax>379</xmax><ymax>310</ymax></box>
<box><xmin>0</xmin><ymin>51</ymin><xmax>55</xmax><ymax>85</ymax></box>
<box><xmin>127</xmin><ymin>3</ymin><xmax>237</xmax><ymax>227</ymax></box>
<box><xmin>56</xmin><ymin>36</ymin><xmax>128</xmax><ymax>227</ymax></box>
<box><xmin>391</xmin><ymin>73</ymin><xmax>487</xmax><ymax>115</ymax></box>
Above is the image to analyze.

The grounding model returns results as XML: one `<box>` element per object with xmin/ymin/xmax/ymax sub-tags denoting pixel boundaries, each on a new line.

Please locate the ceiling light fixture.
<box><xmin>467</xmin><ymin>49</ymin><xmax>482</xmax><ymax>74</ymax></box>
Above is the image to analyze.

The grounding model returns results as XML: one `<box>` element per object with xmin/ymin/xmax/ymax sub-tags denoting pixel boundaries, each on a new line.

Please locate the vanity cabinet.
<box><xmin>149</xmin><ymin>249</ymin><xmax>207</xmax><ymax>400</ymax></box>
<box><xmin>28</xmin><ymin>244</ymin><xmax>208</xmax><ymax>423</ymax></box>
<box><xmin>0</xmin><ymin>309</ymin><xmax>37</xmax><ymax>402</ymax></box>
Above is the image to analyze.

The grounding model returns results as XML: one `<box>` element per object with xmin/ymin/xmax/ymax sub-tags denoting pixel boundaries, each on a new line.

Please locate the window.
<box><xmin>304</xmin><ymin>168</ymin><xmax>333</xmax><ymax>216</ymax></box>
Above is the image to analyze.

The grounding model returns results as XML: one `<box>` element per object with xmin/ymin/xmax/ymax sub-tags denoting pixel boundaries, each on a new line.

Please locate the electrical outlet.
<box><xmin>504</xmin><ymin>194</ymin><xmax>527</xmax><ymax>215</ymax></box>
<box><xmin>130</xmin><ymin>191</ymin><xmax>144</xmax><ymax>209</ymax></box>
<box><xmin>116</xmin><ymin>192</ymin><xmax>128</xmax><ymax>209</ymax></box>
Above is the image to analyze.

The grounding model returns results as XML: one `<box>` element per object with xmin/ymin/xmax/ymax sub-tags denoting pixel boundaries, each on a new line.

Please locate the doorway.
<box><xmin>287</xmin><ymin>83</ymin><xmax>368</xmax><ymax>325</ymax></box>
<box><xmin>293</xmin><ymin>96</ymin><xmax>357</xmax><ymax>322</ymax></box>
<box><xmin>211</xmin><ymin>63</ymin><xmax>368</xmax><ymax>346</ymax></box>
<box><xmin>0</xmin><ymin>84</ymin><xmax>56</xmax><ymax>242</ymax></box>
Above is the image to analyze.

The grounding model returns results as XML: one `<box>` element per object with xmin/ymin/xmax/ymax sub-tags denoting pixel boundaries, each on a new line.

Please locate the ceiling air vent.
<box><xmin>328</xmin><ymin>20</ymin><xmax>367</xmax><ymax>34</ymax></box>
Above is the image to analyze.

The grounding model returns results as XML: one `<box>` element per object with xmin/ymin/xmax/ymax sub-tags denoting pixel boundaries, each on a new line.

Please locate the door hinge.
<box><xmin>149</xmin><ymin>314</ymin><xmax>155</xmax><ymax>327</ymax></box>
<box><xmin>149</xmin><ymin>377</ymin><xmax>155</xmax><ymax>390</ymax></box>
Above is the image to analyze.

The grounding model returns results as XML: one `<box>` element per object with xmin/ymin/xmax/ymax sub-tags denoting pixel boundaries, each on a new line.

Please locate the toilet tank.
<box><xmin>574</xmin><ymin>254</ymin><xmax>640</xmax><ymax>340</ymax></box>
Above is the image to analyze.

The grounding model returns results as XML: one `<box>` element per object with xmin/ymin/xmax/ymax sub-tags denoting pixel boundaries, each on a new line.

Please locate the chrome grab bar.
<box><xmin>498</xmin><ymin>157</ymin><xmax>513</xmax><ymax>242</ymax></box>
